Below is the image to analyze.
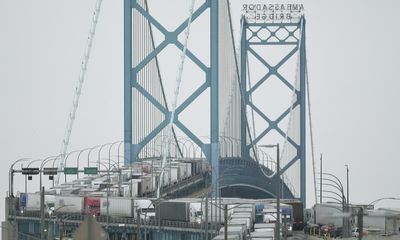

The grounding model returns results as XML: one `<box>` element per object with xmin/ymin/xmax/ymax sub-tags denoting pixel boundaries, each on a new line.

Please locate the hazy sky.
<box><xmin>1</xmin><ymin>0</ymin><xmax>400</xmax><ymax>222</ymax></box>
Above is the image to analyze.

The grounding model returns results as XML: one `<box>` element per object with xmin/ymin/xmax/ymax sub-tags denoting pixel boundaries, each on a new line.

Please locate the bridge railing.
<box><xmin>11</xmin><ymin>210</ymin><xmax>210</xmax><ymax>230</ymax></box>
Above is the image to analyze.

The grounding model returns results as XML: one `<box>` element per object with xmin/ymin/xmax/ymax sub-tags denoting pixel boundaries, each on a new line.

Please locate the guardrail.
<box><xmin>10</xmin><ymin>210</ymin><xmax>218</xmax><ymax>232</ymax></box>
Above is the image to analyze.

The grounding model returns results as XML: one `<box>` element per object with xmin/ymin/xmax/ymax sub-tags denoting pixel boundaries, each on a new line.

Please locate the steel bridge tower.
<box><xmin>123</xmin><ymin>0</ymin><xmax>220</xmax><ymax>194</ymax></box>
<box><xmin>240</xmin><ymin>17</ymin><xmax>307</xmax><ymax>204</ymax></box>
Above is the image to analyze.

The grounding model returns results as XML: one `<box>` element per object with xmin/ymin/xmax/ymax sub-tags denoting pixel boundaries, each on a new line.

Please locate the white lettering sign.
<box><xmin>242</xmin><ymin>4</ymin><xmax>304</xmax><ymax>23</ymax></box>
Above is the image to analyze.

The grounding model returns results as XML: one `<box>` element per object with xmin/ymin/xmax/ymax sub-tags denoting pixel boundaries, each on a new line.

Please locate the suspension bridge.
<box><xmin>120</xmin><ymin>0</ymin><xmax>309</xmax><ymax>203</ymax></box>
<box><xmin>5</xmin><ymin>1</ymin><xmax>315</xmax><ymax>239</ymax></box>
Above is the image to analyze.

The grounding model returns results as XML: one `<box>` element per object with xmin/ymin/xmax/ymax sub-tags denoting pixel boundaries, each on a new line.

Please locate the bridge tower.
<box><xmin>123</xmin><ymin>0</ymin><xmax>220</xmax><ymax>194</ymax></box>
<box><xmin>240</xmin><ymin>9</ymin><xmax>307</xmax><ymax>204</ymax></box>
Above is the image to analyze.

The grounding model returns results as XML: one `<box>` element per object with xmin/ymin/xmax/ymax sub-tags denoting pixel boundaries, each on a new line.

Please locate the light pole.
<box><xmin>9</xmin><ymin>158</ymin><xmax>30</xmax><ymax>197</ymax></box>
<box><xmin>320</xmin><ymin>154</ymin><xmax>322</xmax><ymax>204</ymax></box>
<box><xmin>345</xmin><ymin>164</ymin><xmax>349</xmax><ymax>205</ymax></box>
<box><xmin>318</xmin><ymin>171</ymin><xmax>350</xmax><ymax>237</ymax></box>
<box><xmin>40</xmin><ymin>155</ymin><xmax>60</xmax><ymax>192</ymax></box>
<box><xmin>260</xmin><ymin>144</ymin><xmax>280</xmax><ymax>240</ymax></box>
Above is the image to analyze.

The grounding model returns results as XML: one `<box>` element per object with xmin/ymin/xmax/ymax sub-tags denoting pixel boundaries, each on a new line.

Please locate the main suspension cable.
<box><xmin>56</xmin><ymin>0</ymin><xmax>104</xmax><ymax>186</ymax></box>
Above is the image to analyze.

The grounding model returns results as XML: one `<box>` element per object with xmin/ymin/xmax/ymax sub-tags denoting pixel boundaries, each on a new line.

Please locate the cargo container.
<box><xmin>231</xmin><ymin>212</ymin><xmax>253</xmax><ymax>222</ymax></box>
<box><xmin>134</xmin><ymin>199</ymin><xmax>154</xmax><ymax>210</ymax></box>
<box><xmin>60</xmin><ymin>187</ymin><xmax>80</xmax><ymax>195</ymax></box>
<box><xmin>91</xmin><ymin>178</ymin><xmax>108</xmax><ymax>189</ymax></box>
<box><xmin>258</xmin><ymin>199</ymin><xmax>304</xmax><ymax>230</ymax></box>
<box><xmin>140</xmin><ymin>175</ymin><xmax>153</xmax><ymax>194</ymax></box>
<box><xmin>72</xmin><ymin>184</ymin><xmax>90</xmax><ymax>189</ymax></box>
<box><xmin>100</xmin><ymin>187</ymin><xmax>119</xmax><ymax>197</ymax></box>
<box><xmin>250</xmin><ymin>230</ymin><xmax>274</xmax><ymax>239</ymax></box>
<box><xmin>49</xmin><ymin>186</ymin><xmax>69</xmax><ymax>195</ymax></box>
<box><xmin>186</xmin><ymin>164</ymin><xmax>192</xmax><ymax>178</ymax></box>
<box><xmin>219</xmin><ymin>225</ymin><xmax>246</xmax><ymax>240</ymax></box>
<box><xmin>88</xmin><ymin>191</ymin><xmax>107</xmax><ymax>197</ymax></box>
<box><xmin>168</xmin><ymin>199</ymin><xmax>202</xmax><ymax>223</ymax></box>
<box><xmin>171</xmin><ymin>162</ymin><xmax>190</xmax><ymax>180</ymax></box>
<box><xmin>233</xmin><ymin>204</ymin><xmax>256</xmax><ymax>222</ymax></box>
<box><xmin>155</xmin><ymin>201</ymin><xmax>191</xmax><ymax>222</ymax></box>
<box><xmin>227</xmin><ymin>222</ymin><xmax>250</xmax><ymax>235</ymax></box>
<box><xmin>166</xmin><ymin>167</ymin><xmax>179</xmax><ymax>184</ymax></box>
<box><xmin>83</xmin><ymin>197</ymin><xmax>100</xmax><ymax>215</ymax></box>
<box><xmin>201</xmin><ymin>201</ymin><xmax>224</xmax><ymax>223</ymax></box>
<box><xmin>212</xmin><ymin>234</ymin><xmax>240</xmax><ymax>240</ymax></box>
<box><xmin>117</xmin><ymin>184</ymin><xmax>130</xmax><ymax>197</ymax></box>
<box><xmin>45</xmin><ymin>195</ymin><xmax>55</xmax><ymax>208</ymax></box>
<box><xmin>229</xmin><ymin>218</ymin><xmax>251</xmax><ymax>231</ymax></box>
<box><xmin>54</xmin><ymin>195</ymin><xmax>84</xmax><ymax>213</ymax></box>
<box><xmin>78</xmin><ymin>188</ymin><xmax>98</xmax><ymax>196</ymax></box>
<box><xmin>124</xmin><ymin>179</ymin><xmax>139</xmax><ymax>197</ymax></box>
<box><xmin>72</xmin><ymin>179</ymin><xmax>91</xmax><ymax>185</ymax></box>
<box><xmin>285</xmin><ymin>200</ymin><xmax>303</xmax><ymax>230</ymax></box>
<box><xmin>100</xmin><ymin>197</ymin><xmax>135</xmax><ymax>218</ymax></box>
<box><xmin>20</xmin><ymin>193</ymin><xmax>55</xmax><ymax>211</ymax></box>
<box><xmin>254</xmin><ymin>223</ymin><xmax>276</xmax><ymax>229</ymax></box>
<box><xmin>134</xmin><ymin>198</ymin><xmax>154</xmax><ymax>220</ymax></box>
<box><xmin>24</xmin><ymin>193</ymin><xmax>40</xmax><ymax>211</ymax></box>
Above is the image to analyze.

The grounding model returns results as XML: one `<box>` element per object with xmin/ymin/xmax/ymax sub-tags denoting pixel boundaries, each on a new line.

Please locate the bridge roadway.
<box><xmin>155</xmin><ymin>157</ymin><xmax>295</xmax><ymax>200</ymax></box>
<box><xmin>220</xmin><ymin>157</ymin><xmax>295</xmax><ymax>199</ymax></box>
<box><xmin>147</xmin><ymin>157</ymin><xmax>296</xmax><ymax>200</ymax></box>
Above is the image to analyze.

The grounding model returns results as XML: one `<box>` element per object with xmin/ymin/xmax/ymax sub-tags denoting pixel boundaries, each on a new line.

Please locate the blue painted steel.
<box><xmin>210</xmin><ymin>0</ymin><xmax>219</xmax><ymax>197</ymax></box>
<box><xmin>124</xmin><ymin>0</ymin><xmax>133</xmax><ymax>164</ymax></box>
<box><xmin>220</xmin><ymin>157</ymin><xmax>295</xmax><ymax>199</ymax></box>
<box><xmin>240</xmin><ymin>17</ymin><xmax>248</xmax><ymax>159</ymax></box>
<box><xmin>240</xmin><ymin>18</ymin><xmax>307</xmax><ymax>204</ymax></box>
<box><xmin>123</xmin><ymin>0</ymin><xmax>220</xmax><ymax>195</ymax></box>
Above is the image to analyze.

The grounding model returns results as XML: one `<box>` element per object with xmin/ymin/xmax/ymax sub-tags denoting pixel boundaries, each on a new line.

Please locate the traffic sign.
<box><xmin>64</xmin><ymin>167</ymin><xmax>78</xmax><ymax>175</ymax></box>
<box><xmin>84</xmin><ymin>167</ymin><xmax>98</xmax><ymax>175</ymax></box>
<box><xmin>21</xmin><ymin>168</ymin><xmax>39</xmax><ymax>175</ymax></box>
<box><xmin>43</xmin><ymin>168</ymin><xmax>58</xmax><ymax>175</ymax></box>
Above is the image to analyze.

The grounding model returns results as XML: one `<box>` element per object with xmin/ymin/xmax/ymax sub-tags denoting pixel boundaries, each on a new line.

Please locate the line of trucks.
<box><xmin>18</xmin><ymin>190</ymin><xmax>303</xmax><ymax>226</ymax></box>
<box><xmin>22</xmin><ymin>159</ymin><xmax>201</xmax><ymax>197</ymax></box>
<box><xmin>18</xmin><ymin>159</ymin><xmax>204</xmax><ymax>217</ymax></box>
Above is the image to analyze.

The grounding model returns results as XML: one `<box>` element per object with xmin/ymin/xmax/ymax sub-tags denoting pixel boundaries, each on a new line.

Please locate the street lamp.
<box><xmin>367</xmin><ymin>197</ymin><xmax>400</xmax><ymax>209</ymax></box>
<box><xmin>317</xmin><ymin>171</ymin><xmax>350</xmax><ymax>238</ymax></box>
<box><xmin>9</xmin><ymin>158</ymin><xmax>30</xmax><ymax>197</ymax></box>
<box><xmin>260</xmin><ymin>144</ymin><xmax>280</xmax><ymax>240</ymax></box>
<box><xmin>345</xmin><ymin>164</ymin><xmax>349</xmax><ymax>205</ymax></box>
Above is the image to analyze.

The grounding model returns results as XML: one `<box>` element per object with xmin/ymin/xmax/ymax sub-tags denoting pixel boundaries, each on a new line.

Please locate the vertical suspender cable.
<box><xmin>246</xmin><ymin>57</ymin><xmax>257</xmax><ymax>154</ymax></box>
<box><xmin>227</xmin><ymin>1</ymin><xmax>258</xmax><ymax>162</ymax></box>
<box><xmin>157</xmin><ymin>0</ymin><xmax>196</xmax><ymax>198</ymax></box>
<box><xmin>56</xmin><ymin>0</ymin><xmax>103</xmax><ymax>186</ymax></box>
<box><xmin>143</xmin><ymin>0</ymin><xmax>183</xmax><ymax>158</ymax></box>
